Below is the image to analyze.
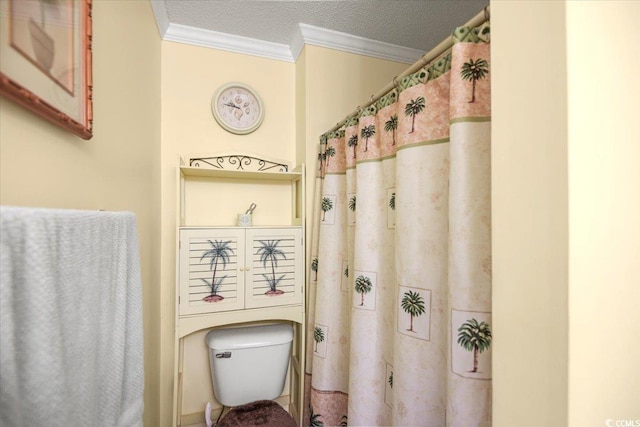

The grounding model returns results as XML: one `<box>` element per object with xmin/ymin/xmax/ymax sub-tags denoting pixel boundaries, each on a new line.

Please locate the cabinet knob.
<box><xmin>239</xmin><ymin>267</ymin><xmax>245</xmax><ymax>272</ymax></box>
<box><xmin>245</xmin><ymin>267</ymin><xmax>251</xmax><ymax>271</ymax></box>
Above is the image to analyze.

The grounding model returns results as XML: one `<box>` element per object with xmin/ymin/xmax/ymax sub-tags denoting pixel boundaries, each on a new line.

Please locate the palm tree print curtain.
<box><xmin>305</xmin><ymin>23</ymin><xmax>491</xmax><ymax>426</ymax></box>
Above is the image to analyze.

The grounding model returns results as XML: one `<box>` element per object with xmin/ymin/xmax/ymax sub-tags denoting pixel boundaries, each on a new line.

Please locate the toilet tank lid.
<box><xmin>206</xmin><ymin>323</ymin><xmax>293</xmax><ymax>350</ymax></box>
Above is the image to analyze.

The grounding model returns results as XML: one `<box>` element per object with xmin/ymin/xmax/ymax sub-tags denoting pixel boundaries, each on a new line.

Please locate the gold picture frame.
<box><xmin>0</xmin><ymin>0</ymin><xmax>93</xmax><ymax>139</ymax></box>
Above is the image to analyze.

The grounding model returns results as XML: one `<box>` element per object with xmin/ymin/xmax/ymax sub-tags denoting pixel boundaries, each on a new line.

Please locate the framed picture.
<box><xmin>0</xmin><ymin>0</ymin><xmax>93</xmax><ymax>139</ymax></box>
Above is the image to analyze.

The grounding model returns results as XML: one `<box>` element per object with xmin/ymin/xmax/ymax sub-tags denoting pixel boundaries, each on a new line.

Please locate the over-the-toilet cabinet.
<box><xmin>173</xmin><ymin>155</ymin><xmax>306</xmax><ymax>427</ymax></box>
<box><xmin>179</xmin><ymin>227</ymin><xmax>303</xmax><ymax>315</ymax></box>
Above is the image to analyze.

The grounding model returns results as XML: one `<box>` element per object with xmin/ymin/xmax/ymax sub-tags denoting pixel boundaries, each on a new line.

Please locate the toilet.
<box><xmin>205</xmin><ymin>323</ymin><xmax>297</xmax><ymax>426</ymax></box>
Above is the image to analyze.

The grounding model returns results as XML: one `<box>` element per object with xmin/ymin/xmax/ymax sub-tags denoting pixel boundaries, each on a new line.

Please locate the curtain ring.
<box><xmin>392</xmin><ymin>76</ymin><xmax>398</xmax><ymax>87</ymax></box>
<box><xmin>484</xmin><ymin>6</ymin><xmax>490</xmax><ymax>22</ymax></box>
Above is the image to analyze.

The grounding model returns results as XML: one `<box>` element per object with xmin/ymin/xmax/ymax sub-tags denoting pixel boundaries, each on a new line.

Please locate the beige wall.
<box><xmin>492</xmin><ymin>1</ymin><xmax>640</xmax><ymax>426</ymax></box>
<box><xmin>298</xmin><ymin>45</ymin><xmax>408</xmax><ymax>274</ymax></box>
<box><xmin>492</xmin><ymin>2</ymin><xmax>569</xmax><ymax>425</ymax></box>
<box><xmin>566</xmin><ymin>1</ymin><xmax>640</xmax><ymax>425</ymax></box>
<box><xmin>295</xmin><ymin>48</ymin><xmax>307</xmax><ymax>167</ymax></box>
<box><xmin>300</xmin><ymin>45</ymin><xmax>409</xmax><ymax>177</ymax></box>
<box><xmin>0</xmin><ymin>1</ymin><xmax>162</xmax><ymax>426</ymax></box>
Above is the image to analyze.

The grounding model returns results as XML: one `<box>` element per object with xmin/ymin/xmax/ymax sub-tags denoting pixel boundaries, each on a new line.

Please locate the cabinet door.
<box><xmin>245</xmin><ymin>228</ymin><xmax>303</xmax><ymax>309</ymax></box>
<box><xmin>179</xmin><ymin>228</ymin><xmax>244</xmax><ymax>315</ymax></box>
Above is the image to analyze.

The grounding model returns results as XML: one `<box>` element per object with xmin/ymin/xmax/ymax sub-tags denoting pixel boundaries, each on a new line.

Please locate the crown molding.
<box><xmin>290</xmin><ymin>26</ymin><xmax>306</xmax><ymax>61</ymax></box>
<box><xmin>163</xmin><ymin>24</ymin><xmax>295</xmax><ymax>62</ymax></box>
<box><xmin>151</xmin><ymin>7</ymin><xmax>423</xmax><ymax>64</ymax></box>
<box><xmin>149</xmin><ymin>0</ymin><xmax>170</xmax><ymax>38</ymax></box>
<box><xmin>296</xmin><ymin>24</ymin><xmax>423</xmax><ymax>64</ymax></box>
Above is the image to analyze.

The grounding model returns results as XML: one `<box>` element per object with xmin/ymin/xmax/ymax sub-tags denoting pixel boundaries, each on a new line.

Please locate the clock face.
<box><xmin>212</xmin><ymin>83</ymin><xmax>264</xmax><ymax>135</ymax></box>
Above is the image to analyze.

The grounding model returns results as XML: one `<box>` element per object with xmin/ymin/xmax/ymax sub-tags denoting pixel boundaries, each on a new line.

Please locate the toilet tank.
<box><xmin>205</xmin><ymin>323</ymin><xmax>293</xmax><ymax>407</ymax></box>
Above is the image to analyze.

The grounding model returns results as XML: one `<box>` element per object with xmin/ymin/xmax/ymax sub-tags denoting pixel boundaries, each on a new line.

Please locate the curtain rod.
<box><xmin>325</xmin><ymin>5</ymin><xmax>490</xmax><ymax>134</ymax></box>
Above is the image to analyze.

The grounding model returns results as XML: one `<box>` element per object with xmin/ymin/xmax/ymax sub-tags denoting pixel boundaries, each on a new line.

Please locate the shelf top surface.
<box><xmin>180</xmin><ymin>166</ymin><xmax>302</xmax><ymax>181</ymax></box>
<box><xmin>179</xmin><ymin>225</ymin><xmax>302</xmax><ymax>230</ymax></box>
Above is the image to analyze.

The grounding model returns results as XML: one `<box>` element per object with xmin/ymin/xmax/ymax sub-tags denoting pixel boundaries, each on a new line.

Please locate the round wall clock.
<box><xmin>211</xmin><ymin>83</ymin><xmax>264</xmax><ymax>135</ymax></box>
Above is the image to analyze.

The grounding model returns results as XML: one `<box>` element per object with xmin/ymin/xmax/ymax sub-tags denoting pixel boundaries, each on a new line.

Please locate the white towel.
<box><xmin>0</xmin><ymin>207</ymin><xmax>144</xmax><ymax>427</ymax></box>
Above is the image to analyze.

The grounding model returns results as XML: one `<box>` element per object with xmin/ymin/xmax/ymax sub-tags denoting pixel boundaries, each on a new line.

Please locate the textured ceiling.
<box><xmin>162</xmin><ymin>0</ymin><xmax>489</xmax><ymax>53</ymax></box>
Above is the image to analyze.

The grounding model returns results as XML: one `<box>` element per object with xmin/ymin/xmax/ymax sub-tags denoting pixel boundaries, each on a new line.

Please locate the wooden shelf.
<box><xmin>179</xmin><ymin>225</ymin><xmax>302</xmax><ymax>230</ymax></box>
<box><xmin>180</xmin><ymin>166</ymin><xmax>302</xmax><ymax>181</ymax></box>
<box><xmin>173</xmin><ymin>157</ymin><xmax>306</xmax><ymax>427</ymax></box>
<box><xmin>176</xmin><ymin>305</ymin><xmax>304</xmax><ymax>339</ymax></box>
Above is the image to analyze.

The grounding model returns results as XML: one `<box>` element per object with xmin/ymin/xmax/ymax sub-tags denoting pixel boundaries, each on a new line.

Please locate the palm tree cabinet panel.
<box><xmin>179</xmin><ymin>227</ymin><xmax>304</xmax><ymax>315</ymax></box>
<box><xmin>173</xmin><ymin>155</ymin><xmax>306</xmax><ymax>427</ymax></box>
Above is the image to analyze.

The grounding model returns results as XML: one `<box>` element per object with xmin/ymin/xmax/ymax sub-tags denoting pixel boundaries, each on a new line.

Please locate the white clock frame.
<box><xmin>211</xmin><ymin>82</ymin><xmax>265</xmax><ymax>135</ymax></box>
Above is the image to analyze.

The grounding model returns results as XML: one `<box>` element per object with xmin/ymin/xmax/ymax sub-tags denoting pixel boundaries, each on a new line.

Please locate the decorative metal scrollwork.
<box><xmin>189</xmin><ymin>155</ymin><xmax>289</xmax><ymax>172</ymax></box>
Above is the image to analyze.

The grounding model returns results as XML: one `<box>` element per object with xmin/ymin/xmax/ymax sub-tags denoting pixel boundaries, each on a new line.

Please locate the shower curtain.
<box><xmin>305</xmin><ymin>23</ymin><xmax>491</xmax><ymax>426</ymax></box>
